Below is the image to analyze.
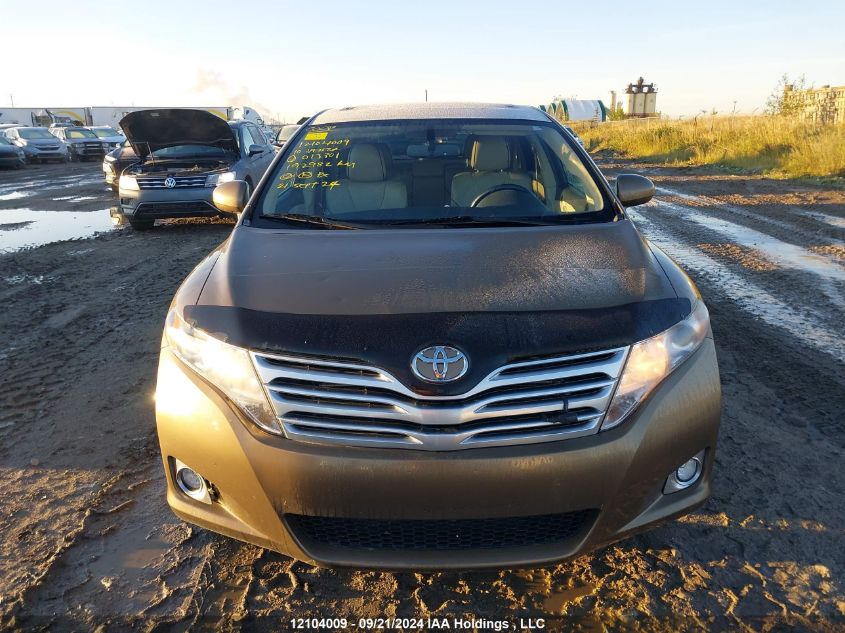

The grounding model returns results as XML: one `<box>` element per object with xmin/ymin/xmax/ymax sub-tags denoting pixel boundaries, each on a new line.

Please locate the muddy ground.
<box><xmin>0</xmin><ymin>159</ymin><xmax>843</xmax><ymax>631</ymax></box>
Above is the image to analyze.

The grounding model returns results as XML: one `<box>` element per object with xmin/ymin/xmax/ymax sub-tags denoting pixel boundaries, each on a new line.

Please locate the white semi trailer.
<box><xmin>0</xmin><ymin>106</ymin><xmax>264</xmax><ymax>127</ymax></box>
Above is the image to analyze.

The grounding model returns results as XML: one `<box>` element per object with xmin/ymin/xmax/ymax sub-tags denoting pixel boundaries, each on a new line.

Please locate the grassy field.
<box><xmin>571</xmin><ymin>116</ymin><xmax>845</xmax><ymax>180</ymax></box>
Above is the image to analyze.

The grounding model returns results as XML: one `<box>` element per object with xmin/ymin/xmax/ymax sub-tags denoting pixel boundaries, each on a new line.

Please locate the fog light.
<box><xmin>173</xmin><ymin>458</ymin><xmax>213</xmax><ymax>504</ymax></box>
<box><xmin>663</xmin><ymin>450</ymin><xmax>705</xmax><ymax>494</ymax></box>
<box><xmin>676</xmin><ymin>459</ymin><xmax>700</xmax><ymax>483</ymax></box>
<box><xmin>177</xmin><ymin>467</ymin><xmax>203</xmax><ymax>492</ymax></box>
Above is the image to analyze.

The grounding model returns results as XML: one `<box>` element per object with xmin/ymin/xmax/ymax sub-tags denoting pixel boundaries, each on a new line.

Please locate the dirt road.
<box><xmin>1</xmin><ymin>160</ymin><xmax>843</xmax><ymax>631</ymax></box>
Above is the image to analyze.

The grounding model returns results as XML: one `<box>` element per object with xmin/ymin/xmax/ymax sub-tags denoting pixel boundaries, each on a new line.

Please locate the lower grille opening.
<box><xmin>135</xmin><ymin>201</ymin><xmax>217</xmax><ymax>216</ymax></box>
<box><xmin>286</xmin><ymin>510</ymin><xmax>597</xmax><ymax>551</ymax></box>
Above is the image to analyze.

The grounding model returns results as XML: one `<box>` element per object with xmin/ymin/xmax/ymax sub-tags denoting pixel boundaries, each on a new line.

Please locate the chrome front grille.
<box><xmin>137</xmin><ymin>175</ymin><xmax>207</xmax><ymax>189</ymax></box>
<box><xmin>251</xmin><ymin>347</ymin><xmax>628</xmax><ymax>451</ymax></box>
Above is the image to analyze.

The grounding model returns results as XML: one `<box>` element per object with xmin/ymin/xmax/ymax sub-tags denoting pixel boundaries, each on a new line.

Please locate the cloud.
<box><xmin>192</xmin><ymin>68</ymin><xmax>275</xmax><ymax>121</ymax></box>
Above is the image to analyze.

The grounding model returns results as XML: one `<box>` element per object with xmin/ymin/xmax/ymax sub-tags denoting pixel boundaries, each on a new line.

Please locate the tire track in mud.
<box><xmin>628</xmin><ymin>206</ymin><xmax>845</xmax><ymax>364</ymax></box>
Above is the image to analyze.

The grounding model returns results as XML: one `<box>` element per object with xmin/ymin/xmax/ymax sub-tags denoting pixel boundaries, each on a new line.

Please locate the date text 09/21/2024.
<box><xmin>289</xmin><ymin>617</ymin><xmax>548</xmax><ymax>630</ymax></box>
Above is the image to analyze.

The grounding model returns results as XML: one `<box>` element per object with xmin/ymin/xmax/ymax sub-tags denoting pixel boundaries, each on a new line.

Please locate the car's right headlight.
<box><xmin>164</xmin><ymin>309</ymin><xmax>281</xmax><ymax>434</ymax></box>
<box><xmin>602</xmin><ymin>301</ymin><xmax>710</xmax><ymax>430</ymax></box>
<box><xmin>119</xmin><ymin>174</ymin><xmax>139</xmax><ymax>191</ymax></box>
<box><xmin>205</xmin><ymin>171</ymin><xmax>236</xmax><ymax>187</ymax></box>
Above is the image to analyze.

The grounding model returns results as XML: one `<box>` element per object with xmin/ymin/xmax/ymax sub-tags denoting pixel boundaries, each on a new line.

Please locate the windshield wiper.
<box><xmin>263</xmin><ymin>213</ymin><xmax>361</xmax><ymax>230</ymax></box>
<box><xmin>387</xmin><ymin>216</ymin><xmax>549</xmax><ymax>227</ymax></box>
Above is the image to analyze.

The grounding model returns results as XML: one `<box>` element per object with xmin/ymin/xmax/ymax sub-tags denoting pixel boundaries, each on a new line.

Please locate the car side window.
<box><xmin>241</xmin><ymin>126</ymin><xmax>255</xmax><ymax>153</ymax></box>
<box><xmin>250</xmin><ymin>125</ymin><xmax>266</xmax><ymax>145</ymax></box>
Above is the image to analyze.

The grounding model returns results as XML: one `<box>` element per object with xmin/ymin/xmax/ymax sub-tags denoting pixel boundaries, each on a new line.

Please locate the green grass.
<box><xmin>571</xmin><ymin>116</ymin><xmax>845</xmax><ymax>180</ymax></box>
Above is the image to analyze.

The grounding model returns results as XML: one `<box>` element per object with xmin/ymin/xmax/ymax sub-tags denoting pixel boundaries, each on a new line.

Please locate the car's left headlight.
<box><xmin>164</xmin><ymin>309</ymin><xmax>280</xmax><ymax>434</ymax></box>
<box><xmin>205</xmin><ymin>171</ymin><xmax>236</xmax><ymax>187</ymax></box>
<box><xmin>602</xmin><ymin>301</ymin><xmax>710</xmax><ymax>430</ymax></box>
<box><xmin>119</xmin><ymin>174</ymin><xmax>139</xmax><ymax>191</ymax></box>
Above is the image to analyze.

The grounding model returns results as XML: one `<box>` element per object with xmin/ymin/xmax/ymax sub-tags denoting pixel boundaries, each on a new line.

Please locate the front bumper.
<box><xmin>0</xmin><ymin>154</ymin><xmax>25</xmax><ymax>167</ymax></box>
<box><xmin>22</xmin><ymin>147</ymin><xmax>66</xmax><ymax>161</ymax></box>
<box><xmin>155</xmin><ymin>338</ymin><xmax>721</xmax><ymax>570</ymax></box>
<box><xmin>70</xmin><ymin>144</ymin><xmax>106</xmax><ymax>159</ymax></box>
<box><xmin>119</xmin><ymin>186</ymin><xmax>220</xmax><ymax>220</ymax></box>
<box><xmin>103</xmin><ymin>163</ymin><xmax>116</xmax><ymax>185</ymax></box>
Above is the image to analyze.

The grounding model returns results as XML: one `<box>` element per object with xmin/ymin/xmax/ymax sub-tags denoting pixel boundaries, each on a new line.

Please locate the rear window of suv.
<box><xmin>255</xmin><ymin>119</ymin><xmax>611</xmax><ymax>228</ymax></box>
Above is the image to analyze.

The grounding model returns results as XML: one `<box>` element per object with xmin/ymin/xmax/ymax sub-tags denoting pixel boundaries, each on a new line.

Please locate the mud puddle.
<box><xmin>0</xmin><ymin>191</ymin><xmax>30</xmax><ymax>201</ymax></box>
<box><xmin>0</xmin><ymin>207</ymin><xmax>118</xmax><ymax>253</ymax></box>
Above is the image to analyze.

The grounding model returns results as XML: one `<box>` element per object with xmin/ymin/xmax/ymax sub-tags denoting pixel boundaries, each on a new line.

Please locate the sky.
<box><xmin>3</xmin><ymin>0</ymin><xmax>844</xmax><ymax>122</ymax></box>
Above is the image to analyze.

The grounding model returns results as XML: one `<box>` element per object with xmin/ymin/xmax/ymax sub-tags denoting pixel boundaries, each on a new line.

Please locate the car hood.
<box><xmin>106</xmin><ymin>146</ymin><xmax>137</xmax><ymax>161</ymax></box>
<box><xmin>119</xmin><ymin>109</ymin><xmax>238</xmax><ymax>159</ymax></box>
<box><xmin>186</xmin><ymin>221</ymin><xmax>689</xmax><ymax>395</ymax></box>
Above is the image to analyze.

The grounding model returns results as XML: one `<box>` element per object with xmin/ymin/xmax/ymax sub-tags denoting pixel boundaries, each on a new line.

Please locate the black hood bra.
<box><xmin>183</xmin><ymin>221</ymin><xmax>688</xmax><ymax>396</ymax></box>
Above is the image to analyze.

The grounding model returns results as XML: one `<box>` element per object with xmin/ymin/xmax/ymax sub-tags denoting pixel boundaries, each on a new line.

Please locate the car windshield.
<box><xmin>0</xmin><ymin>137</ymin><xmax>11</xmax><ymax>146</ymax></box>
<box><xmin>278</xmin><ymin>125</ymin><xmax>300</xmax><ymax>142</ymax></box>
<box><xmin>92</xmin><ymin>127</ymin><xmax>120</xmax><ymax>138</ymax></box>
<box><xmin>149</xmin><ymin>145</ymin><xmax>229</xmax><ymax>158</ymax></box>
<box><xmin>66</xmin><ymin>128</ymin><xmax>98</xmax><ymax>139</ymax></box>
<box><xmin>19</xmin><ymin>128</ymin><xmax>55</xmax><ymax>140</ymax></box>
<box><xmin>256</xmin><ymin>119</ymin><xmax>609</xmax><ymax>228</ymax></box>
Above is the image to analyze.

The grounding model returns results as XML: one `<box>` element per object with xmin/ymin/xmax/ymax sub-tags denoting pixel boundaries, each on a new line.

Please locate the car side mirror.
<box><xmin>212</xmin><ymin>180</ymin><xmax>249</xmax><ymax>215</ymax></box>
<box><xmin>247</xmin><ymin>144</ymin><xmax>264</xmax><ymax>156</ymax></box>
<box><xmin>616</xmin><ymin>174</ymin><xmax>654</xmax><ymax>207</ymax></box>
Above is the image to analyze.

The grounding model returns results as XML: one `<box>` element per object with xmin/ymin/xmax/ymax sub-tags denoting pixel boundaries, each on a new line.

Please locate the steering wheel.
<box><xmin>469</xmin><ymin>184</ymin><xmax>537</xmax><ymax>209</ymax></box>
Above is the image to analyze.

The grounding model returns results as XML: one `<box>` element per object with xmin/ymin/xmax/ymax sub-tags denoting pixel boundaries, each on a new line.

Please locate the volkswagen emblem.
<box><xmin>412</xmin><ymin>345</ymin><xmax>468</xmax><ymax>383</ymax></box>
<box><xmin>164</xmin><ymin>177</ymin><xmax>177</xmax><ymax>189</ymax></box>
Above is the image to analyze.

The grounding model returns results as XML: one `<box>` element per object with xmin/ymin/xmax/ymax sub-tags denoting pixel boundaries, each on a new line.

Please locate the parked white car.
<box><xmin>88</xmin><ymin>126</ymin><xmax>126</xmax><ymax>150</ymax></box>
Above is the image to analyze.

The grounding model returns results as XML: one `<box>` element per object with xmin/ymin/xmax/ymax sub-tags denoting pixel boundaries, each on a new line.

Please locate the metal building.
<box><xmin>625</xmin><ymin>78</ymin><xmax>658</xmax><ymax>117</ymax></box>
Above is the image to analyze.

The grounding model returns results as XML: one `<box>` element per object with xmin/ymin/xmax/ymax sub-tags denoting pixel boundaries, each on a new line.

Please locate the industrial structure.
<box><xmin>783</xmin><ymin>84</ymin><xmax>845</xmax><ymax>124</ymax></box>
<box><xmin>625</xmin><ymin>77</ymin><xmax>658</xmax><ymax>117</ymax></box>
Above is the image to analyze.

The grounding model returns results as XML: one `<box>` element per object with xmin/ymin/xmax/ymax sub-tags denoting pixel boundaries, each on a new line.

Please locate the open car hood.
<box><xmin>119</xmin><ymin>109</ymin><xmax>238</xmax><ymax>159</ymax></box>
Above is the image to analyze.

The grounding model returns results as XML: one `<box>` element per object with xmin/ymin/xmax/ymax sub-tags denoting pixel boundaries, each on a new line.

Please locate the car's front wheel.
<box><xmin>128</xmin><ymin>218</ymin><xmax>155</xmax><ymax>230</ymax></box>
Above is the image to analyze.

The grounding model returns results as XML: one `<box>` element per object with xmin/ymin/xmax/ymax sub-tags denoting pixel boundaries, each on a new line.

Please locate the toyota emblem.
<box><xmin>412</xmin><ymin>346</ymin><xmax>468</xmax><ymax>383</ymax></box>
<box><xmin>164</xmin><ymin>177</ymin><xmax>176</xmax><ymax>188</ymax></box>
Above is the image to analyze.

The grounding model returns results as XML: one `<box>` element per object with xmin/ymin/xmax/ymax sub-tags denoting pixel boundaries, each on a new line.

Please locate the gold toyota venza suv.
<box><xmin>155</xmin><ymin>103</ymin><xmax>721</xmax><ymax>570</ymax></box>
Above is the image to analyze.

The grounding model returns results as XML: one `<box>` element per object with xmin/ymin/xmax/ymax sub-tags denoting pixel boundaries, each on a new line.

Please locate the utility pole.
<box><xmin>9</xmin><ymin>94</ymin><xmax>14</xmax><ymax>107</ymax></box>
<box><xmin>425</xmin><ymin>89</ymin><xmax>428</xmax><ymax>103</ymax></box>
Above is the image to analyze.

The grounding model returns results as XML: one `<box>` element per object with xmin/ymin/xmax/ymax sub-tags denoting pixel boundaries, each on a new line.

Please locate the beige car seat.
<box><xmin>450</xmin><ymin>137</ymin><xmax>532</xmax><ymax>207</ymax></box>
<box><xmin>326</xmin><ymin>143</ymin><xmax>407</xmax><ymax>214</ymax></box>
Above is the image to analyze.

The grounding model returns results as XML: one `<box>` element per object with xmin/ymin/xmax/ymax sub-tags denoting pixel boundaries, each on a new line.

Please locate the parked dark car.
<box><xmin>2</xmin><ymin>127</ymin><xmax>68</xmax><ymax>163</ymax></box>
<box><xmin>0</xmin><ymin>135</ymin><xmax>26</xmax><ymax>168</ymax></box>
<box><xmin>116</xmin><ymin>109</ymin><xmax>275</xmax><ymax>230</ymax></box>
<box><xmin>274</xmin><ymin>124</ymin><xmax>300</xmax><ymax>147</ymax></box>
<box><xmin>102</xmin><ymin>141</ymin><xmax>138</xmax><ymax>190</ymax></box>
<box><xmin>155</xmin><ymin>102</ymin><xmax>721</xmax><ymax>570</ymax></box>
<box><xmin>49</xmin><ymin>126</ymin><xmax>108</xmax><ymax>161</ymax></box>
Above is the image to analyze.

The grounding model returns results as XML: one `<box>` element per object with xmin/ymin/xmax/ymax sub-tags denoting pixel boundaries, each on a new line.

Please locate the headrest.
<box><xmin>469</xmin><ymin>137</ymin><xmax>510</xmax><ymax>171</ymax></box>
<box><xmin>348</xmin><ymin>143</ymin><xmax>393</xmax><ymax>182</ymax></box>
